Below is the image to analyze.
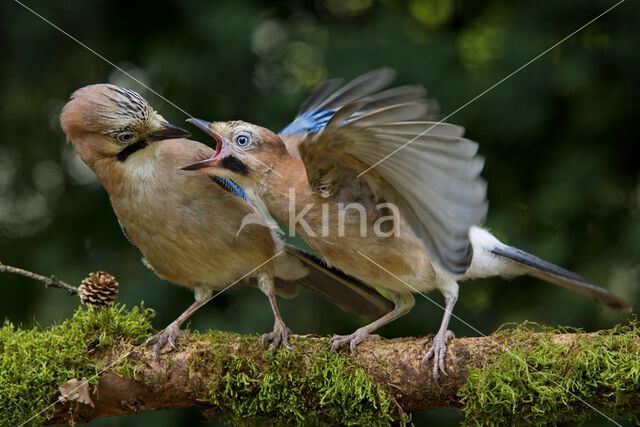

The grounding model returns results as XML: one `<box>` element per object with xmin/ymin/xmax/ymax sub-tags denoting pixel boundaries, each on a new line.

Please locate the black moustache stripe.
<box><xmin>221</xmin><ymin>156</ymin><xmax>249</xmax><ymax>176</ymax></box>
<box><xmin>117</xmin><ymin>140</ymin><xmax>149</xmax><ymax>162</ymax></box>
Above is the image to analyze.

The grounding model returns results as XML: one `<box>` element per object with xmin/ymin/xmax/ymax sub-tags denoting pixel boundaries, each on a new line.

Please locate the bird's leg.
<box><xmin>145</xmin><ymin>299</ymin><xmax>207</xmax><ymax>358</ymax></box>
<box><xmin>258</xmin><ymin>272</ymin><xmax>294</xmax><ymax>353</ymax></box>
<box><xmin>421</xmin><ymin>285</ymin><xmax>458</xmax><ymax>382</ymax></box>
<box><xmin>330</xmin><ymin>291</ymin><xmax>415</xmax><ymax>354</ymax></box>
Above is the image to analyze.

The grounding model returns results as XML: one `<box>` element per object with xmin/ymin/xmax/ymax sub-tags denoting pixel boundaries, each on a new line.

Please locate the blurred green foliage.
<box><xmin>0</xmin><ymin>0</ymin><xmax>638</xmax><ymax>425</ymax></box>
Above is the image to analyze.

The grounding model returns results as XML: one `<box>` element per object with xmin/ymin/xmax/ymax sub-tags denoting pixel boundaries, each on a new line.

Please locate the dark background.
<box><xmin>1</xmin><ymin>0</ymin><xmax>639</xmax><ymax>425</ymax></box>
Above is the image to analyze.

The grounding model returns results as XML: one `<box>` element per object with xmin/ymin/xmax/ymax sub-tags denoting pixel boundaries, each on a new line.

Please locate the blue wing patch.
<box><xmin>280</xmin><ymin>108</ymin><xmax>335</xmax><ymax>136</ymax></box>
<box><xmin>211</xmin><ymin>176</ymin><xmax>254</xmax><ymax>206</ymax></box>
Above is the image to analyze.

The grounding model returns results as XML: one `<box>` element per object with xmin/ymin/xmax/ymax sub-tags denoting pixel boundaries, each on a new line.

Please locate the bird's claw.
<box><xmin>421</xmin><ymin>330</ymin><xmax>455</xmax><ymax>382</ymax></box>
<box><xmin>261</xmin><ymin>320</ymin><xmax>293</xmax><ymax>354</ymax></box>
<box><xmin>144</xmin><ymin>322</ymin><xmax>183</xmax><ymax>359</ymax></box>
<box><xmin>329</xmin><ymin>330</ymin><xmax>380</xmax><ymax>354</ymax></box>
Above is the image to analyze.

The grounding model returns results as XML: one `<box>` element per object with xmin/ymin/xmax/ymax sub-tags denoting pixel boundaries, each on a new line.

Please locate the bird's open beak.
<box><xmin>147</xmin><ymin>122</ymin><xmax>191</xmax><ymax>142</ymax></box>
<box><xmin>186</xmin><ymin>118</ymin><xmax>226</xmax><ymax>159</ymax></box>
<box><xmin>180</xmin><ymin>156</ymin><xmax>219</xmax><ymax>171</ymax></box>
<box><xmin>183</xmin><ymin>117</ymin><xmax>238</xmax><ymax>172</ymax></box>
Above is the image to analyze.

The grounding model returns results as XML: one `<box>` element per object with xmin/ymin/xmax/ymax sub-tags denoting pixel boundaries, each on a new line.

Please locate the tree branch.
<box><xmin>0</xmin><ymin>262</ymin><xmax>78</xmax><ymax>294</ymax></box>
<box><xmin>44</xmin><ymin>328</ymin><xmax>635</xmax><ymax>425</ymax></box>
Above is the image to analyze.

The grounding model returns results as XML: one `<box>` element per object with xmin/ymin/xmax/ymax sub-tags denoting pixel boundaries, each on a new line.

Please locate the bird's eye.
<box><xmin>234</xmin><ymin>133</ymin><xmax>251</xmax><ymax>148</ymax></box>
<box><xmin>117</xmin><ymin>132</ymin><xmax>134</xmax><ymax>143</ymax></box>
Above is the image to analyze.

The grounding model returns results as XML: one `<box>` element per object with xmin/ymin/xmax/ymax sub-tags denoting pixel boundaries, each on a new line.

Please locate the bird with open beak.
<box><xmin>60</xmin><ymin>84</ymin><xmax>392</xmax><ymax>356</ymax></box>
<box><xmin>182</xmin><ymin>69</ymin><xmax>630</xmax><ymax>380</ymax></box>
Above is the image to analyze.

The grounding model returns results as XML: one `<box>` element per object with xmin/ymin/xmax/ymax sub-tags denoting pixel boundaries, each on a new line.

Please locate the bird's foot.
<box><xmin>329</xmin><ymin>329</ymin><xmax>380</xmax><ymax>354</ymax></box>
<box><xmin>261</xmin><ymin>319</ymin><xmax>293</xmax><ymax>354</ymax></box>
<box><xmin>421</xmin><ymin>330</ymin><xmax>455</xmax><ymax>382</ymax></box>
<box><xmin>144</xmin><ymin>321</ymin><xmax>183</xmax><ymax>359</ymax></box>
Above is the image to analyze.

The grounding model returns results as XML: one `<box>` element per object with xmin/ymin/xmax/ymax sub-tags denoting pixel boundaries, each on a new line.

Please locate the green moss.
<box><xmin>17</xmin><ymin>303</ymin><xmax>639</xmax><ymax>426</ymax></box>
<box><xmin>0</xmin><ymin>304</ymin><xmax>154</xmax><ymax>426</ymax></box>
<box><xmin>195</xmin><ymin>332</ymin><xmax>406</xmax><ymax>426</ymax></box>
<box><xmin>111</xmin><ymin>355</ymin><xmax>147</xmax><ymax>381</ymax></box>
<box><xmin>459</xmin><ymin>321</ymin><xmax>640</xmax><ymax>426</ymax></box>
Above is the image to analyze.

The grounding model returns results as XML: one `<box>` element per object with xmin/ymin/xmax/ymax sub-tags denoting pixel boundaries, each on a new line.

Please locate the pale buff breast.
<box><xmin>102</xmin><ymin>141</ymin><xmax>278</xmax><ymax>291</ymax></box>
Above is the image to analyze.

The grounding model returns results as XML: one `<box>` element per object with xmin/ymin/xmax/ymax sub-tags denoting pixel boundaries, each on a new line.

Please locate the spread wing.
<box><xmin>283</xmin><ymin>73</ymin><xmax>487</xmax><ymax>275</ymax></box>
<box><xmin>279</xmin><ymin>68</ymin><xmax>439</xmax><ymax>156</ymax></box>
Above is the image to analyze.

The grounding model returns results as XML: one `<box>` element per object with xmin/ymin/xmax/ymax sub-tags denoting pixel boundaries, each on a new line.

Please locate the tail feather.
<box><xmin>491</xmin><ymin>245</ymin><xmax>631</xmax><ymax>312</ymax></box>
<box><xmin>285</xmin><ymin>245</ymin><xmax>394</xmax><ymax>319</ymax></box>
<box><xmin>272</xmin><ymin>279</ymin><xmax>300</xmax><ymax>299</ymax></box>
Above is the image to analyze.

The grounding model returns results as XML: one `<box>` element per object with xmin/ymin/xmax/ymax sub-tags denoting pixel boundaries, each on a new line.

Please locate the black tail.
<box><xmin>492</xmin><ymin>245</ymin><xmax>631</xmax><ymax>312</ymax></box>
<box><xmin>285</xmin><ymin>245</ymin><xmax>394</xmax><ymax>320</ymax></box>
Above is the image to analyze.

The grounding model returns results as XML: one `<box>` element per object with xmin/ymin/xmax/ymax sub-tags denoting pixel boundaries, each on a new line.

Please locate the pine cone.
<box><xmin>78</xmin><ymin>271</ymin><xmax>119</xmax><ymax>307</ymax></box>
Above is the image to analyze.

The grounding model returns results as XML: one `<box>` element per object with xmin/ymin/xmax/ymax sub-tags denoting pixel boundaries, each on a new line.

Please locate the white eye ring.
<box><xmin>117</xmin><ymin>132</ymin><xmax>134</xmax><ymax>143</ymax></box>
<box><xmin>234</xmin><ymin>133</ymin><xmax>251</xmax><ymax>148</ymax></box>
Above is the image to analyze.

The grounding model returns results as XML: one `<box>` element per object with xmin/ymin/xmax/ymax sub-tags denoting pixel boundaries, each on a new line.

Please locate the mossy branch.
<box><xmin>1</xmin><ymin>306</ymin><xmax>638</xmax><ymax>426</ymax></box>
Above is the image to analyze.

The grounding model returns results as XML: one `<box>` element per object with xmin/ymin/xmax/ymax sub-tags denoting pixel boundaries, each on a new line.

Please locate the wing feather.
<box><xmin>355</xmin><ymin>85</ymin><xmax>426</xmax><ymax>113</ymax></box>
<box><xmin>299</xmin><ymin>104</ymin><xmax>488</xmax><ymax>274</ymax></box>
<box><xmin>297</xmin><ymin>78</ymin><xmax>343</xmax><ymax>114</ymax></box>
<box><xmin>367</xmin><ymin>121</ymin><xmax>465</xmax><ymax>138</ymax></box>
<box><xmin>345</xmin><ymin>103</ymin><xmax>428</xmax><ymax>127</ymax></box>
<box><xmin>279</xmin><ymin>69</ymin><xmax>436</xmax><ymax>152</ymax></box>
<box><xmin>317</xmin><ymin>68</ymin><xmax>395</xmax><ymax>111</ymax></box>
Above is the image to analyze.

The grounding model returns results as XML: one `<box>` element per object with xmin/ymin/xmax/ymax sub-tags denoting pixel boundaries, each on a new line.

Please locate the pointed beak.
<box><xmin>147</xmin><ymin>122</ymin><xmax>191</xmax><ymax>142</ymax></box>
<box><xmin>186</xmin><ymin>117</ymin><xmax>225</xmax><ymax>158</ymax></box>
<box><xmin>186</xmin><ymin>117</ymin><xmax>213</xmax><ymax>134</ymax></box>
<box><xmin>180</xmin><ymin>156</ymin><xmax>218</xmax><ymax>171</ymax></box>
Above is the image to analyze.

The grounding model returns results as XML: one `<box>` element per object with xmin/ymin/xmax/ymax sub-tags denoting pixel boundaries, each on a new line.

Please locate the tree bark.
<box><xmin>44</xmin><ymin>331</ymin><xmax>596</xmax><ymax>425</ymax></box>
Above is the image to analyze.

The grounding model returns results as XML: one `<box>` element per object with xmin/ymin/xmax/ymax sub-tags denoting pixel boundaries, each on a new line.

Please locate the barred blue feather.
<box><xmin>212</xmin><ymin>176</ymin><xmax>253</xmax><ymax>205</ymax></box>
<box><xmin>280</xmin><ymin>109</ymin><xmax>335</xmax><ymax>135</ymax></box>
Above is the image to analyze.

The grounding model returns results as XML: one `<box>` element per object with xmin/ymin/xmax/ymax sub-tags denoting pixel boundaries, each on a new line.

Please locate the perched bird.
<box><xmin>182</xmin><ymin>69</ymin><xmax>631</xmax><ymax>379</ymax></box>
<box><xmin>60</xmin><ymin>84</ymin><xmax>392</xmax><ymax>355</ymax></box>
